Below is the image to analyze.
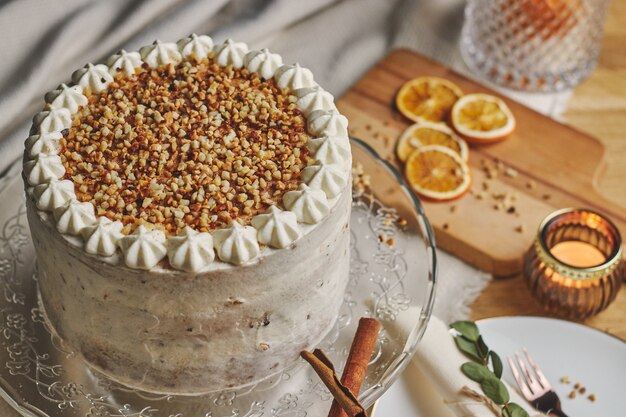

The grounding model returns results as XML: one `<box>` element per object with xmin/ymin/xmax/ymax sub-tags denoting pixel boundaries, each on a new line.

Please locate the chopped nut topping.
<box><xmin>61</xmin><ymin>59</ymin><xmax>312</xmax><ymax>234</ymax></box>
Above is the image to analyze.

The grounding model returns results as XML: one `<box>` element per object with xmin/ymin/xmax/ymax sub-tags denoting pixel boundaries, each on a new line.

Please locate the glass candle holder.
<box><xmin>460</xmin><ymin>0</ymin><xmax>610</xmax><ymax>92</ymax></box>
<box><xmin>524</xmin><ymin>208</ymin><xmax>623</xmax><ymax>319</ymax></box>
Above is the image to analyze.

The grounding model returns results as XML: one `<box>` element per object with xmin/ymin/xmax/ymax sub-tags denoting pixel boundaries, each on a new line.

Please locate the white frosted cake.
<box><xmin>22</xmin><ymin>35</ymin><xmax>352</xmax><ymax>394</ymax></box>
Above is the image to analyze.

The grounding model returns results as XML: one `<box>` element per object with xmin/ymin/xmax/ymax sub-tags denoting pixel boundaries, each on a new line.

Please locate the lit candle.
<box><xmin>524</xmin><ymin>208</ymin><xmax>623</xmax><ymax>319</ymax></box>
<box><xmin>550</xmin><ymin>241</ymin><xmax>606</xmax><ymax>268</ymax></box>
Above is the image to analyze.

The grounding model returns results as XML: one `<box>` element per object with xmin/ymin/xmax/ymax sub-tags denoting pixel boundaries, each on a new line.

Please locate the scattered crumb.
<box><xmin>560</xmin><ymin>376</ymin><xmax>571</xmax><ymax>384</ymax></box>
<box><xmin>365</xmin><ymin>124</ymin><xmax>372</xmax><ymax>131</ymax></box>
<box><xmin>526</xmin><ymin>180</ymin><xmax>537</xmax><ymax>190</ymax></box>
<box><xmin>542</xmin><ymin>193</ymin><xmax>551</xmax><ymax>200</ymax></box>
<box><xmin>397</xmin><ymin>218</ymin><xmax>408</xmax><ymax>227</ymax></box>
<box><xmin>450</xmin><ymin>205</ymin><xmax>457</xmax><ymax>213</ymax></box>
<box><xmin>482</xmin><ymin>181</ymin><xmax>490</xmax><ymax>191</ymax></box>
<box><xmin>505</xmin><ymin>167</ymin><xmax>518</xmax><ymax>178</ymax></box>
<box><xmin>383</xmin><ymin>120</ymin><xmax>390</xmax><ymax>127</ymax></box>
<box><xmin>351</xmin><ymin>163</ymin><xmax>372</xmax><ymax>194</ymax></box>
<box><xmin>373</xmin><ymin>132</ymin><xmax>380</xmax><ymax>139</ymax></box>
<box><xmin>569</xmin><ymin>391</ymin><xmax>577</xmax><ymax>399</ymax></box>
<box><xmin>578</xmin><ymin>387</ymin><xmax>586</xmax><ymax>394</ymax></box>
<box><xmin>386</xmin><ymin>237</ymin><xmax>395</xmax><ymax>246</ymax></box>
<box><xmin>442</xmin><ymin>223</ymin><xmax>449</xmax><ymax>230</ymax></box>
<box><xmin>258</xmin><ymin>342</ymin><xmax>270</xmax><ymax>351</ymax></box>
<box><xmin>515</xmin><ymin>225</ymin><xmax>526</xmax><ymax>233</ymax></box>
<box><xmin>574</xmin><ymin>383</ymin><xmax>580</xmax><ymax>389</ymax></box>
<box><xmin>507</xmin><ymin>206</ymin><xmax>516</xmax><ymax>214</ymax></box>
<box><xmin>588</xmin><ymin>394</ymin><xmax>596</xmax><ymax>402</ymax></box>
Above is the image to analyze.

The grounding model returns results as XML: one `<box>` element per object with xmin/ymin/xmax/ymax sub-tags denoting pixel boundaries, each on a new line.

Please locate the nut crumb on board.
<box><xmin>505</xmin><ymin>167</ymin><xmax>518</xmax><ymax>178</ymax></box>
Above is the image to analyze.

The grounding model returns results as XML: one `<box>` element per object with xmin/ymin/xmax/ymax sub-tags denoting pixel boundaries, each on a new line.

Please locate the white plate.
<box><xmin>376</xmin><ymin>316</ymin><xmax>625</xmax><ymax>417</ymax></box>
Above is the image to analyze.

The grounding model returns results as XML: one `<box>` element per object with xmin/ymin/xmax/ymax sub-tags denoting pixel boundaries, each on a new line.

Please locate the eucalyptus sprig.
<box><xmin>450</xmin><ymin>321</ymin><xmax>529</xmax><ymax>417</ymax></box>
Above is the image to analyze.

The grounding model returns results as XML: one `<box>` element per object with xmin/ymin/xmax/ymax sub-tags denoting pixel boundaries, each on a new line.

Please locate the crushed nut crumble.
<box><xmin>61</xmin><ymin>59</ymin><xmax>312</xmax><ymax>234</ymax></box>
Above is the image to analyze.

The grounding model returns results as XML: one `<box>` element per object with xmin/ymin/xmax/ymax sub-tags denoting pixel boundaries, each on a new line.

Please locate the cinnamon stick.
<box><xmin>328</xmin><ymin>317</ymin><xmax>380</xmax><ymax>417</ymax></box>
<box><xmin>301</xmin><ymin>349</ymin><xmax>367</xmax><ymax>417</ymax></box>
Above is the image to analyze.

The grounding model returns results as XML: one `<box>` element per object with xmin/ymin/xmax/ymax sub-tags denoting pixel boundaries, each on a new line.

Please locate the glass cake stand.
<box><xmin>0</xmin><ymin>138</ymin><xmax>437</xmax><ymax>417</ymax></box>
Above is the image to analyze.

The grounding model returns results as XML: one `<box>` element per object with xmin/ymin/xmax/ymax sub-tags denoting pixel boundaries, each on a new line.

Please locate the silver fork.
<box><xmin>507</xmin><ymin>348</ymin><xmax>569</xmax><ymax>417</ymax></box>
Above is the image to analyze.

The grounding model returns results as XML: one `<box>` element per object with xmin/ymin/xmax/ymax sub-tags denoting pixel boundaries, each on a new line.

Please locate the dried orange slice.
<box><xmin>396</xmin><ymin>121</ymin><xmax>468</xmax><ymax>163</ymax></box>
<box><xmin>396</xmin><ymin>77</ymin><xmax>463</xmax><ymax>123</ymax></box>
<box><xmin>451</xmin><ymin>93</ymin><xmax>516</xmax><ymax>143</ymax></box>
<box><xmin>404</xmin><ymin>145</ymin><xmax>471</xmax><ymax>202</ymax></box>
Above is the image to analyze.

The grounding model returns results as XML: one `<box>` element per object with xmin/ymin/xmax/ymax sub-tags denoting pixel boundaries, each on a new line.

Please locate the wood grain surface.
<box><xmin>472</xmin><ymin>0</ymin><xmax>626</xmax><ymax>340</ymax></box>
<box><xmin>337</xmin><ymin>0</ymin><xmax>626</xmax><ymax>340</ymax></box>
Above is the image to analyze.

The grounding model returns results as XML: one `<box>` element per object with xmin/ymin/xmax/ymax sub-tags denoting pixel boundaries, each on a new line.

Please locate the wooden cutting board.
<box><xmin>337</xmin><ymin>49</ymin><xmax>626</xmax><ymax>277</ymax></box>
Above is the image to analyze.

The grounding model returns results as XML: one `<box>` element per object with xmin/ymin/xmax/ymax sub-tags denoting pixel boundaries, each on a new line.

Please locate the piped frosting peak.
<box><xmin>282</xmin><ymin>184</ymin><xmax>330</xmax><ymax>224</ymax></box>
<box><xmin>214</xmin><ymin>39</ymin><xmax>249</xmax><ymax>68</ymax></box>
<box><xmin>33</xmin><ymin>108</ymin><xmax>72</xmax><ymax>135</ymax></box>
<box><xmin>213</xmin><ymin>221</ymin><xmax>260</xmax><ymax>265</ymax></box>
<box><xmin>72</xmin><ymin>63</ymin><xmax>113</xmax><ymax>93</ymax></box>
<box><xmin>308</xmin><ymin>135</ymin><xmax>351</xmax><ymax>167</ymax></box>
<box><xmin>251</xmin><ymin>206</ymin><xmax>301</xmax><ymax>249</ymax></box>
<box><xmin>244</xmin><ymin>48</ymin><xmax>283</xmax><ymax>80</ymax></box>
<box><xmin>24</xmin><ymin>153</ymin><xmax>65</xmax><ymax>186</ymax></box>
<box><xmin>33</xmin><ymin>178</ymin><xmax>76</xmax><ymax>211</ymax></box>
<box><xmin>118</xmin><ymin>225</ymin><xmax>167</xmax><ymax>270</ymax></box>
<box><xmin>140</xmin><ymin>40</ymin><xmax>182</xmax><ymax>68</ymax></box>
<box><xmin>53</xmin><ymin>200</ymin><xmax>97</xmax><ymax>235</ymax></box>
<box><xmin>81</xmin><ymin>217</ymin><xmax>124</xmax><ymax>257</ymax></box>
<box><xmin>177</xmin><ymin>34</ymin><xmax>214</xmax><ymax>59</ymax></box>
<box><xmin>107</xmin><ymin>49</ymin><xmax>143</xmax><ymax>76</ymax></box>
<box><xmin>167</xmin><ymin>226</ymin><xmax>215</xmax><ymax>272</ymax></box>
<box><xmin>274</xmin><ymin>63</ymin><xmax>316</xmax><ymax>90</ymax></box>
<box><xmin>294</xmin><ymin>86</ymin><xmax>335</xmax><ymax>116</ymax></box>
<box><xmin>44</xmin><ymin>84</ymin><xmax>87</xmax><ymax>113</ymax></box>
<box><xmin>307</xmin><ymin>109</ymin><xmax>349</xmax><ymax>137</ymax></box>
<box><xmin>25</xmin><ymin>131</ymin><xmax>62</xmax><ymax>157</ymax></box>
<box><xmin>301</xmin><ymin>164</ymin><xmax>347</xmax><ymax>198</ymax></box>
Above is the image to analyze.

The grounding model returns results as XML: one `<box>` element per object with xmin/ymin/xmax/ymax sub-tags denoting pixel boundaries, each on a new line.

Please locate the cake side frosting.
<box><xmin>22</xmin><ymin>35</ymin><xmax>351</xmax><ymax>271</ymax></box>
<box><xmin>29</xmin><ymin>181</ymin><xmax>351</xmax><ymax>393</ymax></box>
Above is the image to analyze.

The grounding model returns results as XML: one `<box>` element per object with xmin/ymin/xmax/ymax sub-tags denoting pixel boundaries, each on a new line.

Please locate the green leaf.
<box><xmin>507</xmin><ymin>403</ymin><xmax>530</xmax><ymax>417</ymax></box>
<box><xmin>450</xmin><ymin>321</ymin><xmax>480</xmax><ymax>342</ymax></box>
<box><xmin>476</xmin><ymin>336</ymin><xmax>490</xmax><ymax>360</ymax></box>
<box><xmin>461</xmin><ymin>362</ymin><xmax>493</xmax><ymax>383</ymax></box>
<box><xmin>481</xmin><ymin>376</ymin><xmax>510</xmax><ymax>405</ymax></box>
<box><xmin>454</xmin><ymin>336</ymin><xmax>483</xmax><ymax>362</ymax></box>
<box><xmin>490</xmin><ymin>351</ymin><xmax>503</xmax><ymax>379</ymax></box>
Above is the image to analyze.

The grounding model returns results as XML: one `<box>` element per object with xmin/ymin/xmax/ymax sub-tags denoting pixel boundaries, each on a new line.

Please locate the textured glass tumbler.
<box><xmin>524</xmin><ymin>208</ymin><xmax>623</xmax><ymax>320</ymax></box>
<box><xmin>461</xmin><ymin>0</ymin><xmax>610</xmax><ymax>91</ymax></box>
